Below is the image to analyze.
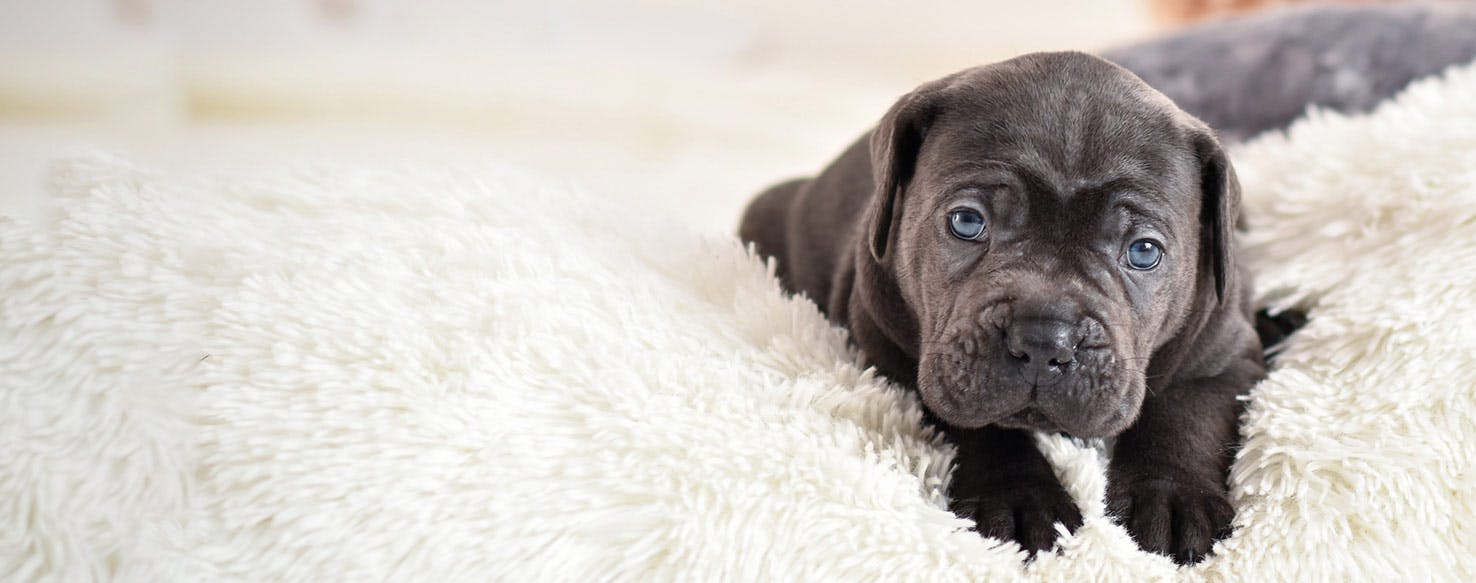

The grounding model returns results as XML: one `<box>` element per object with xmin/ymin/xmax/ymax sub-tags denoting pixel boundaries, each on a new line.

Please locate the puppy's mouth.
<box><xmin>915</xmin><ymin>314</ymin><xmax>1146</xmax><ymax>438</ymax></box>
<box><xmin>998</xmin><ymin>406</ymin><xmax>1062</xmax><ymax>433</ymax></box>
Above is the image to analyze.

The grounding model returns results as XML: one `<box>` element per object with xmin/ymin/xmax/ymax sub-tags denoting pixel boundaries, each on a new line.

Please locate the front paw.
<box><xmin>952</xmin><ymin>479</ymin><xmax>1083</xmax><ymax>556</ymax></box>
<box><xmin>1108</xmin><ymin>477</ymin><xmax>1234</xmax><ymax>565</ymax></box>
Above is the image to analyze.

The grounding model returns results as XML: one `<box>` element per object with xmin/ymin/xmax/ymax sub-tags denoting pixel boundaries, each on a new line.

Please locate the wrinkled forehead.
<box><xmin>913</xmin><ymin>94</ymin><xmax>1201</xmax><ymax>218</ymax></box>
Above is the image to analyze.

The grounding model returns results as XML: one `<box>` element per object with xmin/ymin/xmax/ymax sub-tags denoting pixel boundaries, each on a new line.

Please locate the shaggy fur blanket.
<box><xmin>3</xmin><ymin>65</ymin><xmax>1475</xmax><ymax>581</ymax></box>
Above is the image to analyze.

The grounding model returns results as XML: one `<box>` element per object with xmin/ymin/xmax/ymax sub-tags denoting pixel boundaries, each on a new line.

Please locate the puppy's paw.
<box><xmin>952</xmin><ymin>480</ymin><xmax>1083</xmax><ymax>556</ymax></box>
<box><xmin>1108</xmin><ymin>478</ymin><xmax>1234</xmax><ymax>565</ymax></box>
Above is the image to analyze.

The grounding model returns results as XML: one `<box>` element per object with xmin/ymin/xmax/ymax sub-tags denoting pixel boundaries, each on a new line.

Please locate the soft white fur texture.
<box><xmin>4</xmin><ymin>64</ymin><xmax>1475</xmax><ymax>581</ymax></box>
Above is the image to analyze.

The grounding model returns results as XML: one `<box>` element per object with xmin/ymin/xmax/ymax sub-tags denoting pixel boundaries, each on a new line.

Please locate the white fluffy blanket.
<box><xmin>3</xmin><ymin>63</ymin><xmax>1475</xmax><ymax>581</ymax></box>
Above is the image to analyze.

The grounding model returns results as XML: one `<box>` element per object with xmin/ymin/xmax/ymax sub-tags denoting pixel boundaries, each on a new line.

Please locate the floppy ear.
<box><xmin>865</xmin><ymin>86</ymin><xmax>943</xmax><ymax>263</ymax></box>
<box><xmin>1194</xmin><ymin>131</ymin><xmax>1241</xmax><ymax>304</ymax></box>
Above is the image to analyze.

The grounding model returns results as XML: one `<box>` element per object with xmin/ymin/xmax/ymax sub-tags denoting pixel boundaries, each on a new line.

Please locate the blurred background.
<box><xmin>0</xmin><ymin>0</ymin><xmax>1357</xmax><ymax>232</ymax></box>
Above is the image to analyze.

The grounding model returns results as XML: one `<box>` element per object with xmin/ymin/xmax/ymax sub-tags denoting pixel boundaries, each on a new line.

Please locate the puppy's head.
<box><xmin>865</xmin><ymin>52</ymin><xmax>1240</xmax><ymax>438</ymax></box>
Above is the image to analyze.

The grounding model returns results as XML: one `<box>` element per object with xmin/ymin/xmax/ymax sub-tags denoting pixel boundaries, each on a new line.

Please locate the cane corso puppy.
<box><xmin>738</xmin><ymin>52</ymin><xmax>1265</xmax><ymax>564</ymax></box>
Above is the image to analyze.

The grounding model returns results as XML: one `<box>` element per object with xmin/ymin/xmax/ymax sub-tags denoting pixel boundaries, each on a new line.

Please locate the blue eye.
<box><xmin>1126</xmin><ymin>239</ymin><xmax>1163</xmax><ymax>270</ymax></box>
<box><xmin>948</xmin><ymin>208</ymin><xmax>986</xmax><ymax>241</ymax></box>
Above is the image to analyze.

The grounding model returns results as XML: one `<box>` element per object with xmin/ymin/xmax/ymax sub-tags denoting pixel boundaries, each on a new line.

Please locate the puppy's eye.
<box><xmin>947</xmin><ymin>208</ymin><xmax>986</xmax><ymax>241</ymax></box>
<box><xmin>1126</xmin><ymin>239</ymin><xmax>1163</xmax><ymax>270</ymax></box>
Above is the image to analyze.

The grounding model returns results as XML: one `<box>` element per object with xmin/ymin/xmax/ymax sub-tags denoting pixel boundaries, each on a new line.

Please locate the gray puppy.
<box><xmin>739</xmin><ymin>52</ymin><xmax>1264</xmax><ymax>564</ymax></box>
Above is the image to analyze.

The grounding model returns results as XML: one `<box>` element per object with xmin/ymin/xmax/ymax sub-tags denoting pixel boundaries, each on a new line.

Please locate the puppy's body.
<box><xmin>740</xmin><ymin>52</ymin><xmax>1264</xmax><ymax>564</ymax></box>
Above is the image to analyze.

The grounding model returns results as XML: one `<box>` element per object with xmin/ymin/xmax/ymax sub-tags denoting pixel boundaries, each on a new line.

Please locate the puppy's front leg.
<box><xmin>948</xmin><ymin>426</ymin><xmax>1082</xmax><ymax>555</ymax></box>
<box><xmin>1108</xmin><ymin>375</ymin><xmax>1247</xmax><ymax>564</ymax></box>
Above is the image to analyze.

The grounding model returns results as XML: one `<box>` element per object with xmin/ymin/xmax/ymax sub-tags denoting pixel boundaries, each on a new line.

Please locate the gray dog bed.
<box><xmin>1105</xmin><ymin>3</ymin><xmax>1476</xmax><ymax>142</ymax></box>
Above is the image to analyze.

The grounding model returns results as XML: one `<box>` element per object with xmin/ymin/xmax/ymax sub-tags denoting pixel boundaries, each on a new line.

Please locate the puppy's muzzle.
<box><xmin>1004</xmin><ymin>315</ymin><xmax>1100</xmax><ymax>386</ymax></box>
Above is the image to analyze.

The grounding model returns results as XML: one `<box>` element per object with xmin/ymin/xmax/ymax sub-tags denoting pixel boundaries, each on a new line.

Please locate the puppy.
<box><xmin>739</xmin><ymin>52</ymin><xmax>1265</xmax><ymax>564</ymax></box>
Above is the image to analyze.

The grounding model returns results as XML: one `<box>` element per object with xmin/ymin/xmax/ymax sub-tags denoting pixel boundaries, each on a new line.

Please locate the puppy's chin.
<box><xmin>989</xmin><ymin>397</ymin><xmax>1140</xmax><ymax>438</ymax></box>
<box><xmin>916</xmin><ymin>343</ymin><xmax>1146</xmax><ymax>438</ymax></box>
<box><xmin>993</xmin><ymin>407</ymin><xmax>1065</xmax><ymax>434</ymax></box>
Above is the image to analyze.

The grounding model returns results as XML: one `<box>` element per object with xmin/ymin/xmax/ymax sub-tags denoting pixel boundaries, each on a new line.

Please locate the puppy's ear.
<box><xmin>1194</xmin><ymin>131</ymin><xmax>1241</xmax><ymax>304</ymax></box>
<box><xmin>866</xmin><ymin>85</ymin><xmax>943</xmax><ymax>263</ymax></box>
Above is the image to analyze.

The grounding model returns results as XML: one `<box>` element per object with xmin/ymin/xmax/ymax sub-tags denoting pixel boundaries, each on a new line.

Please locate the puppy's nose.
<box><xmin>1004</xmin><ymin>319</ymin><xmax>1081</xmax><ymax>382</ymax></box>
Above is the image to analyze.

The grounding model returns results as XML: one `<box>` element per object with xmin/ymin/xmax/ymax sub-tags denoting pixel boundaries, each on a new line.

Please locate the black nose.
<box><xmin>1004</xmin><ymin>318</ymin><xmax>1081</xmax><ymax>382</ymax></box>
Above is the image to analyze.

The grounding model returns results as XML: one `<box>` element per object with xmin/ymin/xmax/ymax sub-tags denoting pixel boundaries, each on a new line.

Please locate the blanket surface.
<box><xmin>3</xmin><ymin>64</ymin><xmax>1475</xmax><ymax>581</ymax></box>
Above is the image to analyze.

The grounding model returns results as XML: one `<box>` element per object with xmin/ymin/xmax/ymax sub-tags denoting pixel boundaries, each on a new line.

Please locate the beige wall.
<box><xmin>0</xmin><ymin>0</ymin><xmax>1158</xmax><ymax>231</ymax></box>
